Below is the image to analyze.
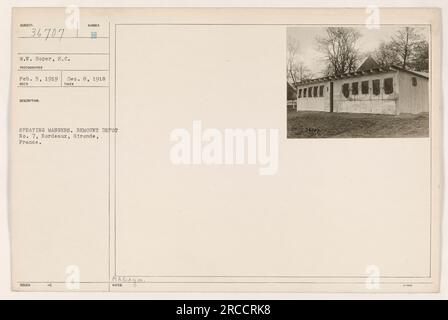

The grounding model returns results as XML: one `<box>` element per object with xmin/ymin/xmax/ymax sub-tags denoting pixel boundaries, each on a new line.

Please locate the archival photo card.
<box><xmin>9</xmin><ymin>7</ymin><xmax>441</xmax><ymax>293</ymax></box>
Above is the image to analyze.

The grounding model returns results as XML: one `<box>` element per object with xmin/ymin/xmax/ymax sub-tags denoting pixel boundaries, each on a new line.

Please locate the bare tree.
<box><xmin>287</xmin><ymin>36</ymin><xmax>312</xmax><ymax>87</ymax></box>
<box><xmin>370</xmin><ymin>28</ymin><xmax>428</xmax><ymax>72</ymax></box>
<box><xmin>390</xmin><ymin>27</ymin><xmax>422</xmax><ymax>69</ymax></box>
<box><xmin>372</xmin><ymin>41</ymin><xmax>400</xmax><ymax>67</ymax></box>
<box><xmin>316</xmin><ymin>27</ymin><xmax>361</xmax><ymax>76</ymax></box>
<box><xmin>409</xmin><ymin>40</ymin><xmax>429</xmax><ymax>72</ymax></box>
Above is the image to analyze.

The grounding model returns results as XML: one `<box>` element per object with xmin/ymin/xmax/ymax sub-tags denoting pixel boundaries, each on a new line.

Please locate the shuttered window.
<box><xmin>352</xmin><ymin>82</ymin><xmax>359</xmax><ymax>95</ymax></box>
<box><xmin>372</xmin><ymin>79</ymin><xmax>380</xmax><ymax>95</ymax></box>
<box><xmin>361</xmin><ymin>81</ymin><xmax>369</xmax><ymax>94</ymax></box>
<box><xmin>384</xmin><ymin>78</ymin><xmax>394</xmax><ymax>94</ymax></box>
<box><xmin>342</xmin><ymin>83</ymin><xmax>350</xmax><ymax>98</ymax></box>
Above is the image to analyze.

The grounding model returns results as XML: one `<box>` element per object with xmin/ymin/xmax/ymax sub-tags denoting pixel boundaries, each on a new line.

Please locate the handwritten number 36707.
<box><xmin>30</xmin><ymin>28</ymin><xmax>65</xmax><ymax>40</ymax></box>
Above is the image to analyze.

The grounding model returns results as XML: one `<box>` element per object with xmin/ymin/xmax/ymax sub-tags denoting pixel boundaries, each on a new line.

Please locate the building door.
<box><xmin>329</xmin><ymin>82</ymin><xmax>334</xmax><ymax>112</ymax></box>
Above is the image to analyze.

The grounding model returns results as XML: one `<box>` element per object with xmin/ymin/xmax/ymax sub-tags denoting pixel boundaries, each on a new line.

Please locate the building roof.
<box><xmin>412</xmin><ymin>70</ymin><xmax>430</xmax><ymax>78</ymax></box>
<box><xmin>297</xmin><ymin>64</ymin><xmax>429</xmax><ymax>86</ymax></box>
<box><xmin>357</xmin><ymin>56</ymin><xmax>380</xmax><ymax>71</ymax></box>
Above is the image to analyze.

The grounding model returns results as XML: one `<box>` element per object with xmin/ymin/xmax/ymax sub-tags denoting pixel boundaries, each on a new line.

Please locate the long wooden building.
<box><xmin>295</xmin><ymin>57</ymin><xmax>429</xmax><ymax>115</ymax></box>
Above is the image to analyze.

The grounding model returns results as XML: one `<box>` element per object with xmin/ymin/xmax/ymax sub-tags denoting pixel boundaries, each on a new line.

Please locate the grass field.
<box><xmin>287</xmin><ymin>110</ymin><xmax>429</xmax><ymax>138</ymax></box>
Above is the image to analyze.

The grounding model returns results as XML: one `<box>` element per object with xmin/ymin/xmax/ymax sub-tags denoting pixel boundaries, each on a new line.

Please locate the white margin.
<box><xmin>0</xmin><ymin>0</ymin><xmax>446</xmax><ymax>300</ymax></box>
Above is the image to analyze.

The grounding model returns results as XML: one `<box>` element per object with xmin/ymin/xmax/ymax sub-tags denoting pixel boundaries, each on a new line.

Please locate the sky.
<box><xmin>287</xmin><ymin>26</ymin><xmax>430</xmax><ymax>77</ymax></box>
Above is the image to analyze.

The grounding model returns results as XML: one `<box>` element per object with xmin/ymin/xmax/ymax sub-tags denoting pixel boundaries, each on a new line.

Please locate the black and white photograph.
<box><xmin>287</xmin><ymin>26</ymin><xmax>430</xmax><ymax>138</ymax></box>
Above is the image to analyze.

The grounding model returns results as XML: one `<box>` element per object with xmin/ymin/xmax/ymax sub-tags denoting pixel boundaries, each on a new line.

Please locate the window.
<box><xmin>352</xmin><ymin>82</ymin><xmax>359</xmax><ymax>95</ymax></box>
<box><xmin>298</xmin><ymin>89</ymin><xmax>302</xmax><ymax>98</ymax></box>
<box><xmin>342</xmin><ymin>83</ymin><xmax>350</xmax><ymax>98</ymax></box>
<box><xmin>313</xmin><ymin>86</ymin><xmax>318</xmax><ymax>97</ymax></box>
<box><xmin>384</xmin><ymin>78</ymin><xmax>393</xmax><ymax>94</ymax></box>
<box><xmin>412</xmin><ymin>77</ymin><xmax>418</xmax><ymax>86</ymax></box>
<box><xmin>303</xmin><ymin>88</ymin><xmax>307</xmax><ymax>97</ymax></box>
<box><xmin>319</xmin><ymin>85</ymin><xmax>324</xmax><ymax>97</ymax></box>
<box><xmin>372</xmin><ymin>79</ymin><xmax>380</xmax><ymax>95</ymax></box>
<box><xmin>361</xmin><ymin>81</ymin><xmax>369</xmax><ymax>94</ymax></box>
<box><xmin>309</xmin><ymin>87</ymin><xmax>313</xmax><ymax>97</ymax></box>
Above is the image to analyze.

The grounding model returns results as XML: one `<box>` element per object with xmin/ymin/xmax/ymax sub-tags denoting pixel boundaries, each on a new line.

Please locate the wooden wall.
<box><xmin>295</xmin><ymin>70</ymin><xmax>429</xmax><ymax>115</ymax></box>
<box><xmin>333</xmin><ymin>71</ymin><xmax>399</xmax><ymax>115</ymax></box>
<box><xmin>397</xmin><ymin>71</ymin><xmax>429</xmax><ymax>114</ymax></box>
